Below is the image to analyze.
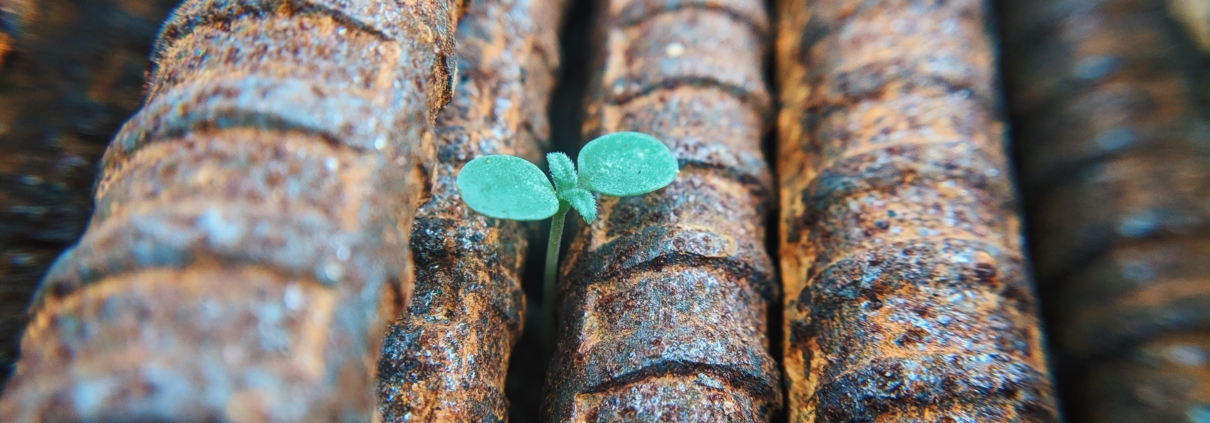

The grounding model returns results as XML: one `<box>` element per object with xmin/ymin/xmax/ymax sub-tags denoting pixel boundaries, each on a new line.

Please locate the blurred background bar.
<box><xmin>0</xmin><ymin>0</ymin><xmax>458</xmax><ymax>420</ymax></box>
<box><xmin>1000</xmin><ymin>0</ymin><xmax>1210</xmax><ymax>421</ymax></box>
<box><xmin>0</xmin><ymin>0</ymin><xmax>181</xmax><ymax>386</ymax></box>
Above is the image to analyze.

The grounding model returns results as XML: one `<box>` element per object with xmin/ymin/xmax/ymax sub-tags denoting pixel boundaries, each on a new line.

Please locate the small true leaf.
<box><xmin>577</xmin><ymin>132</ymin><xmax>679</xmax><ymax>196</ymax></box>
<box><xmin>456</xmin><ymin>155</ymin><xmax>559</xmax><ymax>221</ymax></box>
<box><xmin>547</xmin><ymin>152</ymin><xmax>578</xmax><ymax>193</ymax></box>
<box><xmin>560</xmin><ymin>188</ymin><xmax>597</xmax><ymax>223</ymax></box>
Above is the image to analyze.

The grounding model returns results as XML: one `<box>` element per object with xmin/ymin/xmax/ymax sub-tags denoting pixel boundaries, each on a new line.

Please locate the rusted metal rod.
<box><xmin>1000</xmin><ymin>0</ymin><xmax>1210</xmax><ymax>421</ymax></box>
<box><xmin>375</xmin><ymin>0</ymin><xmax>564</xmax><ymax>420</ymax></box>
<box><xmin>543</xmin><ymin>0</ymin><xmax>783</xmax><ymax>420</ymax></box>
<box><xmin>774</xmin><ymin>0</ymin><xmax>1059</xmax><ymax>421</ymax></box>
<box><xmin>0</xmin><ymin>0</ymin><xmax>459</xmax><ymax>421</ymax></box>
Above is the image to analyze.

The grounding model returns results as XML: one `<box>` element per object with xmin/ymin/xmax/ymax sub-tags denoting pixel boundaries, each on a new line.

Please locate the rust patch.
<box><xmin>544</xmin><ymin>1</ymin><xmax>782</xmax><ymax>420</ymax></box>
<box><xmin>0</xmin><ymin>0</ymin><xmax>458</xmax><ymax>421</ymax></box>
<box><xmin>374</xmin><ymin>0</ymin><xmax>564</xmax><ymax>420</ymax></box>
<box><xmin>0</xmin><ymin>0</ymin><xmax>181</xmax><ymax>386</ymax></box>
<box><xmin>1001</xmin><ymin>0</ymin><xmax>1210</xmax><ymax>420</ymax></box>
<box><xmin>775</xmin><ymin>0</ymin><xmax>1058</xmax><ymax>421</ymax></box>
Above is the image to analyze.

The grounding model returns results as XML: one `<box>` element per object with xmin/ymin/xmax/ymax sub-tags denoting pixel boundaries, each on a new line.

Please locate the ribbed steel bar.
<box><xmin>775</xmin><ymin>0</ymin><xmax>1059</xmax><ymax>420</ymax></box>
<box><xmin>1001</xmin><ymin>0</ymin><xmax>1210</xmax><ymax>420</ymax></box>
<box><xmin>0</xmin><ymin>0</ymin><xmax>459</xmax><ymax>420</ymax></box>
<box><xmin>543</xmin><ymin>0</ymin><xmax>782</xmax><ymax>420</ymax></box>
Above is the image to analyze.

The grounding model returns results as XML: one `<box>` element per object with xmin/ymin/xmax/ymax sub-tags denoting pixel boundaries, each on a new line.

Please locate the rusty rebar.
<box><xmin>1000</xmin><ymin>0</ymin><xmax>1210</xmax><ymax>420</ymax></box>
<box><xmin>542</xmin><ymin>0</ymin><xmax>782</xmax><ymax>420</ymax></box>
<box><xmin>0</xmin><ymin>0</ymin><xmax>181</xmax><ymax>386</ymax></box>
<box><xmin>374</xmin><ymin>0</ymin><xmax>564</xmax><ymax>420</ymax></box>
<box><xmin>774</xmin><ymin>0</ymin><xmax>1059</xmax><ymax>421</ymax></box>
<box><xmin>0</xmin><ymin>0</ymin><xmax>459</xmax><ymax>420</ymax></box>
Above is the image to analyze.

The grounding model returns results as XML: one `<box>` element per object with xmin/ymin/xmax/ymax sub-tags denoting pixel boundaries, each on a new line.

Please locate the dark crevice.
<box><xmin>760</xmin><ymin>0</ymin><xmax>786</xmax><ymax>419</ymax></box>
<box><xmin>505</xmin><ymin>0</ymin><xmax>594</xmax><ymax>420</ymax></box>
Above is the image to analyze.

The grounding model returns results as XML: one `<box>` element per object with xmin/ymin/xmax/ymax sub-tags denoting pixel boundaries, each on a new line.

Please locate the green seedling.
<box><xmin>455</xmin><ymin>132</ymin><xmax>679</xmax><ymax>351</ymax></box>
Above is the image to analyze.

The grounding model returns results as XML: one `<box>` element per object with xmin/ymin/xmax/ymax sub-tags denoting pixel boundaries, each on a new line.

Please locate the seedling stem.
<box><xmin>542</xmin><ymin>202</ymin><xmax>568</xmax><ymax>353</ymax></box>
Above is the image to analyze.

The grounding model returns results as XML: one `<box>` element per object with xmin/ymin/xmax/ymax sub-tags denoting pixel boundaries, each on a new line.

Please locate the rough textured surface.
<box><xmin>543</xmin><ymin>0</ymin><xmax>782</xmax><ymax>420</ymax></box>
<box><xmin>375</xmin><ymin>0</ymin><xmax>563</xmax><ymax>419</ymax></box>
<box><xmin>0</xmin><ymin>0</ymin><xmax>457</xmax><ymax>421</ymax></box>
<box><xmin>0</xmin><ymin>0</ymin><xmax>181</xmax><ymax>387</ymax></box>
<box><xmin>774</xmin><ymin>0</ymin><xmax>1059</xmax><ymax>421</ymax></box>
<box><xmin>1000</xmin><ymin>0</ymin><xmax>1210</xmax><ymax>421</ymax></box>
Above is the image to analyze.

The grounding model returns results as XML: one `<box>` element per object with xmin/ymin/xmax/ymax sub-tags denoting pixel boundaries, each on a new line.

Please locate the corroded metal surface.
<box><xmin>1000</xmin><ymin>0</ymin><xmax>1210</xmax><ymax>420</ymax></box>
<box><xmin>375</xmin><ymin>0</ymin><xmax>563</xmax><ymax>419</ymax></box>
<box><xmin>0</xmin><ymin>0</ymin><xmax>181</xmax><ymax>386</ymax></box>
<box><xmin>543</xmin><ymin>0</ymin><xmax>781</xmax><ymax>420</ymax></box>
<box><xmin>0</xmin><ymin>0</ymin><xmax>457</xmax><ymax>421</ymax></box>
<box><xmin>774</xmin><ymin>0</ymin><xmax>1058</xmax><ymax>421</ymax></box>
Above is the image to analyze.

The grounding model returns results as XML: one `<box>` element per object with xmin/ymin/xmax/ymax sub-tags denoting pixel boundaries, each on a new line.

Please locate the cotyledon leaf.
<box><xmin>457</xmin><ymin>154</ymin><xmax>559</xmax><ymax>221</ymax></box>
<box><xmin>577</xmin><ymin>132</ymin><xmax>679</xmax><ymax>196</ymax></box>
